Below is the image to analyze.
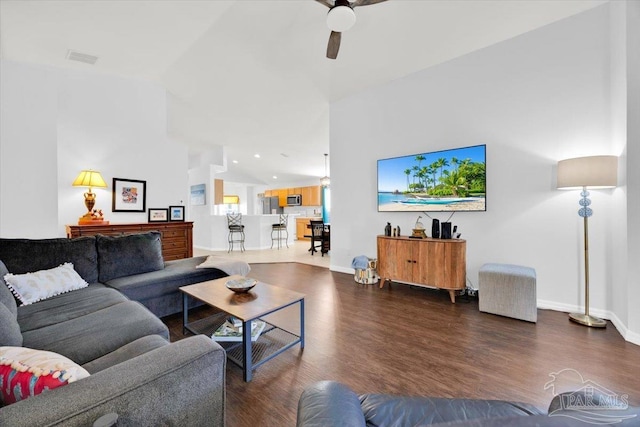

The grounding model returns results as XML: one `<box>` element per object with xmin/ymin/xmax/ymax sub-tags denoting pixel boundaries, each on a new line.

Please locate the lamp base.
<box><xmin>78</xmin><ymin>212</ymin><xmax>108</xmax><ymax>226</ymax></box>
<box><xmin>569</xmin><ymin>312</ymin><xmax>606</xmax><ymax>328</ymax></box>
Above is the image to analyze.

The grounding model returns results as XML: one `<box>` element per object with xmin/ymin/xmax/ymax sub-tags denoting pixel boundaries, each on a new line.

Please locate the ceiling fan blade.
<box><xmin>351</xmin><ymin>0</ymin><xmax>388</xmax><ymax>7</ymax></box>
<box><xmin>315</xmin><ymin>0</ymin><xmax>333</xmax><ymax>8</ymax></box>
<box><xmin>326</xmin><ymin>31</ymin><xmax>341</xmax><ymax>59</ymax></box>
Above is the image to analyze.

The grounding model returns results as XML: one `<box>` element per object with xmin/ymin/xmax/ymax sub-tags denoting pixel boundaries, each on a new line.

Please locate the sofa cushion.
<box><xmin>4</xmin><ymin>263</ymin><xmax>89</xmax><ymax>306</ymax></box>
<box><xmin>82</xmin><ymin>335</ymin><xmax>169</xmax><ymax>374</ymax></box>
<box><xmin>104</xmin><ymin>256</ymin><xmax>228</xmax><ymax>317</ymax></box>
<box><xmin>0</xmin><ymin>346</ymin><xmax>90</xmax><ymax>405</ymax></box>
<box><xmin>0</xmin><ymin>304</ymin><xmax>22</xmax><ymax>347</ymax></box>
<box><xmin>0</xmin><ymin>260</ymin><xmax>17</xmax><ymax>317</ymax></box>
<box><xmin>17</xmin><ymin>284</ymin><xmax>128</xmax><ymax>332</ymax></box>
<box><xmin>96</xmin><ymin>232</ymin><xmax>164</xmax><ymax>282</ymax></box>
<box><xmin>359</xmin><ymin>394</ymin><xmax>544</xmax><ymax>427</ymax></box>
<box><xmin>0</xmin><ymin>237</ymin><xmax>98</xmax><ymax>283</ymax></box>
<box><xmin>21</xmin><ymin>301</ymin><xmax>169</xmax><ymax>365</ymax></box>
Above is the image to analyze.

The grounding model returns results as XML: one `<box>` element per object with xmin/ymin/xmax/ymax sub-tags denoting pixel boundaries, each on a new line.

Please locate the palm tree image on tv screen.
<box><xmin>377</xmin><ymin>145</ymin><xmax>486</xmax><ymax>212</ymax></box>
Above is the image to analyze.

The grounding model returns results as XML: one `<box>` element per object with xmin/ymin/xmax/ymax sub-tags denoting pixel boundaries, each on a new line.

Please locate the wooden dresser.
<box><xmin>66</xmin><ymin>222</ymin><xmax>194</xmax><ymax>261</ymax></box>
<box><xmin>377</xmin><ymin>235</ymin><xmax>466</xmax><ymax>303</ymax></box>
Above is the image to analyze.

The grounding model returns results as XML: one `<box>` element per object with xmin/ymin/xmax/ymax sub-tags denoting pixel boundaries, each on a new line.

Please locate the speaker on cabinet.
<box><xmin>441</xmin><ymin>222</ymin><xmax>452</xmax><ymax>239</ymax></box>
<box><xmin>431</xmin><ymin>219</ymin><xmax>440</xmax><ymax>239</ymax></box>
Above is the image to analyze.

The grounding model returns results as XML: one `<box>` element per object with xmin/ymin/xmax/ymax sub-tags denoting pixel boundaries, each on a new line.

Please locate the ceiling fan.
<box><xmin>315</xmin><ymin>0</ymin><xmax>388</xmax><ymax>59</ymax></box>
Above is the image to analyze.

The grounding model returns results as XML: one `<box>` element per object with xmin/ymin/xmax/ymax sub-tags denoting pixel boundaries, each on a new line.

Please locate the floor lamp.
<box><xmin>557</xmin><ymin>155</ymin><xmax>617</xmax><ymax>328</ymax></box>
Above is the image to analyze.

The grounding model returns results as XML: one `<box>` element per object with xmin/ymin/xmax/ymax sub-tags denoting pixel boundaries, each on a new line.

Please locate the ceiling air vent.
<box><xmin>65</xmin><ymin>50</ymin><xmax>98</xmax><ymax>65</ymax></box>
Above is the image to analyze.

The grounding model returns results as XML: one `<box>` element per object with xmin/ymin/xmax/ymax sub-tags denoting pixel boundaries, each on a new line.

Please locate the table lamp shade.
<box><xmin>72</xmin><ymin>170</ymin><xmax>107</xmax><ymax>189</ymax></box>
<box><xmin>557</xmin><ymin>156</ymin><xmax>617</xmax><ymax>189</ymax></box>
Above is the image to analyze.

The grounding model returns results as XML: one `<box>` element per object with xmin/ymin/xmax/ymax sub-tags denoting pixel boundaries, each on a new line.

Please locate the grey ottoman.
<box><xmin>478</xmin><ymin>263</ymin><xmax>537</xmax><ymax>323</ymax></box>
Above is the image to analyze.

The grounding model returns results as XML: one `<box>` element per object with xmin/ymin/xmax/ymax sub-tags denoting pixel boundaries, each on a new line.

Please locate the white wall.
<box><xmin>624</xmin><ymin>0</ymin><xmax>640</xmax><ymax>341</ymax></box>
<box><xmin>0</xmin><ymin>60</ymin><xmax>189</xmax><ymax>237</ymax></box>
<box><xmin>330</xmin><ymin>4</ymin><xmax>637</xmax><ymax>339</ymax></box>
<box><xmin>0</xmin><ymin>62</ymin><xmax>61</xmax><ymax>237</ymax></box>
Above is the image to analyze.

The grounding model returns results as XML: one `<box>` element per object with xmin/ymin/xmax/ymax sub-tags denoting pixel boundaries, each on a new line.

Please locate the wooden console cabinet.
<box><xmin>66</xmin><ymin>222</ymin><xmax>194</xmax><ymax>261</ymax></box>
<box><xmin>377</xmin><ymin>235</ymin><xmax>466</xmax><ymax>303</ymax></box>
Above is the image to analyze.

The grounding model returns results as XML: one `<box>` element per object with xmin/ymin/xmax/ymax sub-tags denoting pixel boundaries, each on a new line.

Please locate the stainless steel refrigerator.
<box><xmin>262</xmin><ymin>196</ymin><xmax>283</xmax><ymax>214</ymax></box>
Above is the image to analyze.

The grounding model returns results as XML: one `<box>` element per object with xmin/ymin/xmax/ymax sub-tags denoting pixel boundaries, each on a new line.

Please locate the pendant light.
<box><xmin>320</xmin><ymin>153</ymin><xmax>330</xmax><ymax>188</ymax></box>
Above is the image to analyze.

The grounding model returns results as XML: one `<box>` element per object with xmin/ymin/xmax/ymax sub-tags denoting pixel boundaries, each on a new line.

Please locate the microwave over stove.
<box><xmin>287</xmin><ymin>194</ymin><xmax>302</xmax><ymax>206</ymax></box>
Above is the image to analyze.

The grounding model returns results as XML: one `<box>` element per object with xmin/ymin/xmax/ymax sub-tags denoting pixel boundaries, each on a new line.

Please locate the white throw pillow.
<box><xmin>3</xmin><ymin>263</ymin><xmax>89</xmax><ymax>306</ymax></box>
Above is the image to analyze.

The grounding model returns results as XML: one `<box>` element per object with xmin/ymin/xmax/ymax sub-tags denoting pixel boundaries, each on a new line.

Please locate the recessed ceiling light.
<box><xmin>254</xmin><ymin>154</ymin><xmax>260</xmax><ymax>158</ymax></box>
<box><xmin>232</xmin><ymin>160</ymin><xmax>238</xmax><ymax>164</ymax></box>
<box><xmin>273</xmin><ymin>176</ymin><xmax>278</xmax><ymax>179</ymax></box>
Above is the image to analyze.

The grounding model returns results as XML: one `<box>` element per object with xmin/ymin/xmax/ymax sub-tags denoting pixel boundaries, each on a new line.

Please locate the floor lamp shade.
<box><xmin>557</xmin><ymin>155</ymin><xmax>618</xmax><ymax>189</ymax></box>
<box><xmin>556</xmin><ymin>155</ymin><xmax>617</xmax><ymax>328</ymax></box>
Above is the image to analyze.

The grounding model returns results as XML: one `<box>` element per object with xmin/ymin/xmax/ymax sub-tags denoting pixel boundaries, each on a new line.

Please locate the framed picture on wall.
<box><xmin>190</xmin><ymin>184</ymin><xmax>206</xmax><ymax>206</ymax></box>
<box><xmin>112</xmin><ymin>178</ymin><xmax>147</xmax><ymax>212</ymax></box>
<box><xmin>169</xmin><ymin>206</ymin><xmax>185</xmax><ymax>221</ymax></box>
<box><xmin>148</xmin><ymin>208</ymin><xmax>168</xmax><ymax>222</ymax></box>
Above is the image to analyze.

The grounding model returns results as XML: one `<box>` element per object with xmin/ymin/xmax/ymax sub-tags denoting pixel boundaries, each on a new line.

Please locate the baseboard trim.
<box><xmin>537</xmin><ymin>299</ymin><xmax>639</xmax><ymax>346</ymax></box>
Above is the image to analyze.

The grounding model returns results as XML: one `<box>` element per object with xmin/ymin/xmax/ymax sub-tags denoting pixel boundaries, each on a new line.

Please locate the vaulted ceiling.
<box><xmin>0</xmin><ymin>0</ymin><xmax>607</xmax><ymax>184</ymax></box>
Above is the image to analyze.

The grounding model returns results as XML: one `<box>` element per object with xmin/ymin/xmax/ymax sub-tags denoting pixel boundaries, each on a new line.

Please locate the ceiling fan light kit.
<box><xmin>316</xmin><ymin>0</ymin><xmax>388</xmax><ymax>60</ymax></box>
<box><xmin>327</xmin><ymin>4</ymin><xmax>356</xmax><ymax>32</ymax></box>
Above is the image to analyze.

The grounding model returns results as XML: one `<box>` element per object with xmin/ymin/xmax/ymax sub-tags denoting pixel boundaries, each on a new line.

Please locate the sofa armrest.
<box><xmin>296</xmin><ymin>381</ymin><xmax>366</xmax><ymax>427</ymax></box>
<box><xmin>0</xmin><ymin>335</ymin><xmax>226</xmax><ymax>427</ymax></box>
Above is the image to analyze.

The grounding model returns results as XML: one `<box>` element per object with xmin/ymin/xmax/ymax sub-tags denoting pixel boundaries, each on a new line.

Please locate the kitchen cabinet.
<box><xmin>296</xmin><ymin>217</ymin><xmax>316</xmax><ymax>240</ymax></box>
<box><xmin>265</xmin><ymin>185</ymin><xmax>321</xmax><ymax>207</ymax></box>
<box><xmin>214</xmin><ymin>179</ymin><xmax>224</xmax><ymax>205</ymax></box>
<box><xmin>303</xmin><ymin>186</ymin><xmax>321</xmax><ymax>206</ymax></box>
<box><xmin>277</xmin><ymin>189</ymin><xmax>288</xmax><ymax>207</ymax></box>
<box><xmin>377</xmin><ymin>235</ymin><xmax>466</xmax><ymax>303</ymax></box>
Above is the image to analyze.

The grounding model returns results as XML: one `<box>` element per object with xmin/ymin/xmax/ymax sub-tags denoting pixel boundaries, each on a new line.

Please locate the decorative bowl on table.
<box><xmin>225</xmin><ymin>278</ymin><xmax>258</xmax><ymax>293</ymax></box>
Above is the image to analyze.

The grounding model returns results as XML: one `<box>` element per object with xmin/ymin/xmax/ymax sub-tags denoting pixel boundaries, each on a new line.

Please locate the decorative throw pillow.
<box><xmin>0</xmin><ymin>346</ymin><xmax>90</xmax><ymax>405</ymax></box>
<box><xmin>3</xmin><ymin>263</ymin><xmax>89</xmax><ymax>306</ymax></box>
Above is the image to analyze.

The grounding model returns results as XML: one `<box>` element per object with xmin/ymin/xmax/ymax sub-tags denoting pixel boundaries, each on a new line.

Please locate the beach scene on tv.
<box><xmin>378</xmin><ymin>145</ymin><xmax>486</xmax><ymax>212</ymax></box>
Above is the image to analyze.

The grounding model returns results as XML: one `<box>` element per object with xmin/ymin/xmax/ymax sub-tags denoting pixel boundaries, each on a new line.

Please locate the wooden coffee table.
<box><xmin>180</xmin><ymin>275</ymin><xmax>305</xmax><ymax>382</ymax></box>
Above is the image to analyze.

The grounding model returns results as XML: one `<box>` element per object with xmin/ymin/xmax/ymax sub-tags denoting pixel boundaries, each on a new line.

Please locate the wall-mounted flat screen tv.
<box><xmin>377</xmin><ymin>144</ymin><xmax>486</xmax><ymax>212</ymax></box>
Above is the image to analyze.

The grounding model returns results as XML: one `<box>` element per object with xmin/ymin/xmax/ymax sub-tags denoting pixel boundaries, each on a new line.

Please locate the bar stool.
<box><xmin>227</xmin><ymin>213</ymin><xmax>245</xmax><ymax>252</ymax></box>
<box><xmin>270</xmin><ymin>214</ymin><xmax>288</xmax><ymax>249</ymax></box>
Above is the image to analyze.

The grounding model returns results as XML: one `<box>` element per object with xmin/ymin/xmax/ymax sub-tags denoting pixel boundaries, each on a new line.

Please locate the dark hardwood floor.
<box><xmin>163</xmin><ymin>263</ymin><xmax>640</xmax><ymax>427</ymax></box>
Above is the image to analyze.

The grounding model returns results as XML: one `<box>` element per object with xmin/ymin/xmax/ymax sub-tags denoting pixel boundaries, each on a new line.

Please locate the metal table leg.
<box><xmin>242</xmin><ymin>319</ymin><xmax>253</xmax><ymax>382</ymax></box>
<box><xmin>182</xmin><ymin>293</ymin><xmax>189</xmax><ymax>335</ymax></box>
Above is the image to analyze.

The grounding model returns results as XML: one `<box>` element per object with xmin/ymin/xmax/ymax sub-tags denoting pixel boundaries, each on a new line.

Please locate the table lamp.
<box><xmin>72</xmin><ymin>170</ymin><xmax>108</xmax><ymax>225</ymax></box>
<box><xmin>556</xmin><ymin>155</ymin><xmax>617</xmax><ymax>328</ymax></box>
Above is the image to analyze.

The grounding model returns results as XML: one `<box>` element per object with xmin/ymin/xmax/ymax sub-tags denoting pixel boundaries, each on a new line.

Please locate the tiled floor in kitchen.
<box><xmin>194</xmin><ymin>239</ymin><xmax>330</xmax><ymax>269</ymax></box>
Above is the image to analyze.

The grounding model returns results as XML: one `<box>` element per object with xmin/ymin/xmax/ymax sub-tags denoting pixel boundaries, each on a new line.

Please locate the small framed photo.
<box><xmin>169</xmin><ymin>205</ymin><xmax>185</xmax><ymax>222</ymax></box>
<box><xmin>112</xmin><ymin>178</ymin><xmax>147</xmax><ymax>212</ymax></box>
<box><xmin>148</xmin><ymin>208</ymin><xmax>168</xmax><ymax>222</ymax></box>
